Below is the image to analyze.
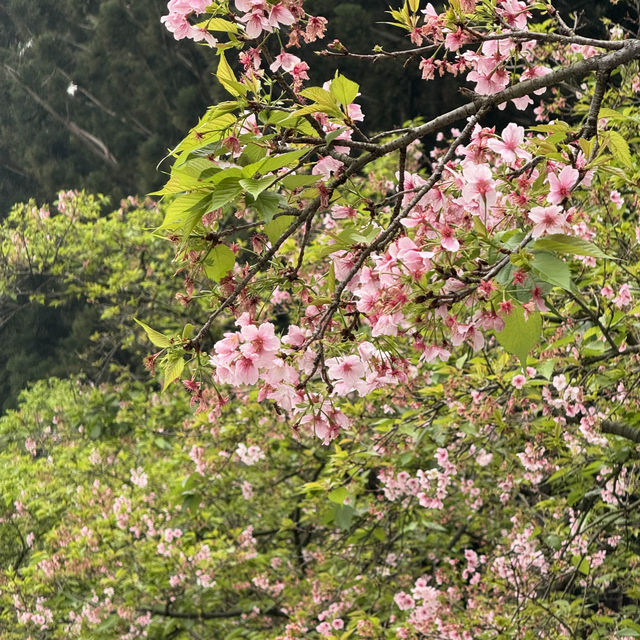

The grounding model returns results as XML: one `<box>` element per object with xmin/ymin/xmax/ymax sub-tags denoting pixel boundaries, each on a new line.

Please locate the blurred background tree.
<box><xmin>0</xmin><ymin>0</ymin><xmax>625</xmax><ymax>216</ymax></box>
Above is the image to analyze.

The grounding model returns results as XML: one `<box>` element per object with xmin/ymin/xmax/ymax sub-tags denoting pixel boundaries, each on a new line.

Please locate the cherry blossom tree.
<box><xmin>5</xmin><ymin>0</ymin><xmax>640</xmax><ymax>638</ymax></box>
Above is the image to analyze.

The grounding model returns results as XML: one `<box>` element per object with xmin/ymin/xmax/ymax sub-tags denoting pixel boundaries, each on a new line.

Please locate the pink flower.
<box><xmin>512</xmin><ymin>374</ymin><xmax>526</xmax><ymax>389</ymax></box>
<box><xmin>305</xmin><ymin>16</ymin><xmax>328</xmax><ymax>42</ymax></box>
<box><xmin>614</xmin><ymin>283</ymin><xmax>633</xmax><ymax>309</ymax></box>
<box><xmin>268</xmin><ymin>3</ymin><xmax>296</xmax><ymax>28</ymax></box>
<box><xmin>486</xmin><ymin>123</ymin><xmax>531</xmax><ymax>165</ymax></box>
<box><xmin>269</xmin><ymin>52</ymin><xmax>301</xmax><ymax>73</ymax></box>
<box><xmin>234</xmin><ymin>355</ymin><xmax>259</xmax><ymax>385</ymax></box>
<box><xmin>240</xmin><ymin>10</ymin><xmax>271</xmax><ymax>39</ymax></box>
<box><xmin>240</xmin><ymin>322</ymin><xmax>280</xmax><ymax>366</ymax></box>
<box><xmin>610</xmin><ymin>190</ymin><xmax>623</xmax><ymax>208</ymax></box>
<box><xmin>440</xmin><ymin>226</ymin><xmax>460</xmax><ymax>252</ymax></box>
<box><xmin>496</xmin><ymin>0</ymin><xmax>530</xmax><ymax>30</ymax></box>
<box><xmin>444</xmin><ymin>28</ymin><xmax>468</xmax><ymax>52</ymax></box>
<box><xmin>461</xmin><ymin>163</ymin><xmax>497</xmax><ymax>214</ymax></box>
<box><xmin>394</xmin><ymin>592</ymin><xmax>416</xmax><ymax>610</ymax></box>
<box><xmin>419</xmin><ymin>57</ymin><xmax>436</xmax><ymax>80</ymax></box>
<box><xmin>326</xmin><ymin>355</ymin><xmax>366</xmax><ymax>388</ymax></box>
<box><xmin>312</xmin><ymin>156</ymin><xmax>344</xmax><ymax>181</ymax></box>
<box><xmin>528</xmin><ymin>205</ymin><xmax>566</xmax><ymax>238</ymax></box>
<box><xmin>547</xmin><ymin>165</ymin><xmax>579</xmax><ymax>205</ymax></box>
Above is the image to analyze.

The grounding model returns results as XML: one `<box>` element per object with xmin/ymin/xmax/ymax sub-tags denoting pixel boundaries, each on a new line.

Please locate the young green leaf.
<box><xmin>330</xmin><ymin>74</ymin><xmax>360</xmax><ymax>106</ymax></box>
<box><xmin>203</xmin><ymin>244</ymin><xmax>236</xmax><ymax>282</ymax></box>
<box><xmin>496</xmin><ymin>305</ymin><xmax>542</xmax><ymax>368</ymax></box>
<box><xmin>134</xmin><ymin>319</ymin><xmax>172</xmax><ymax>349</ymax></box>
<box><xmin>162</xmin><ymin>356</ymin><xmax>185</xmax><ymax>391</ymax></box>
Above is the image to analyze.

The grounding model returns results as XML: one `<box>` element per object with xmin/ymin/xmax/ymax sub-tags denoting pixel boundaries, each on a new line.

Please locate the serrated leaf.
<box><xmin>210</xmin><ymin>177</ymin><xmax>243</xmax><ymax>209</ymax></box>
<box><xmin>281</xmin><ymin>174</ymin><xmax>318</xmax><ymax>189</ymax></box>
<box><xmin>203</xmin><ymin>244</ymin><xmax>235</xmax><ymax>282</ymax></box>
<box><xmin>264</xmin><ymin>215</ymin><xmax>294</xmax><ymax>244</ymax></box>
<box><xmin>216</xmin><ymin>51</ymin><xmax>246</xmax><ymax>97</ymax></box>
<box><xmin>300</xmin><ymin>86</ymin><xmax>335</xmax><ymax>104</ymax></box>
<box><xmin>334</xmin><ymin>504</ymin><xmax>355</xmax><ymax>530</ymax></box>
<box><xmin>242</xmin><ymin>149</ymin><xmax>307</xmax><ymax>178</ymax></box>
<box><xmin>252</xmin><ymin>191</ymin><xmax>283</xmax><ymax>223</ymax></box>
<box><xmin>533</xmin><ymin>234</ymin><xmax>608</xmax><ymax>259</ymax></box>
<box><xmin>160</xmin><ymin>192</ymin><xmax>211</xmax><ymax>235</ymax></box>
<box><xmin>496</xmin><ymin>305</ymin><xmax>542</xmax><ymax>368</ymax></box>
<box><xmin>163</xmin><ymin>356</ymin><xmax>185</xmax><ymax>391</ymax></box>
<box><xmin>330</xmin><ymin>74</ymin><xmax>360</xmax><ymax>106</ymax></box>
<box><xmin>196</xmin><ymin>17</ymin><xmax>239</xmax><ymax>33</ymax></box>
<box><xmin>134</xmin><ymin>319</ymin><xmax>172</xmax><ymax>348</ymax></box>
<box><xmin>531</xmin><ymin>251</ymin><xmax>572</xmax><ymax>291</ymax></box>
<box><xmin>239</xmin><ymin>176</ymin><xmax>273</xmax><ymax>199</ymax></box>
<box><xmin>606</xmin><ymin>130</ymin><xmax>633</xmax><ymax>168</ymax></box>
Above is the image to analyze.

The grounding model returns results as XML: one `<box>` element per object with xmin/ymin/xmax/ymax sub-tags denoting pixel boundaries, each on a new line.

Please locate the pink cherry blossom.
<box><xmin>268</xmin><ymin>3</ymin><xmax>295</xmax><ymax>28</ymax></box>
<box><xmin>512</xmin><ymin>374</ymin><xmax>526</xmax><ymax>389</ymax></box>
<box><xmin>312</xmin><ymin>156</ymin><xmax>344</xmax><ymax>181</ymax></box>
<box><xmin>269</xmin><ymin>52</ymin><xmax>302</xmax><ymax>73</ymax></box>
<box><xmin>547</xmin><ymin>165</ymin><xmax>579</xmax><ymax>205</ymax></box>
<box><xmin>461</xmin><ymin>163</ymin><xmax>497</xmax><ymax>214</ymax></box>
<box><xmin>528</xmin><ymin>205</ymin><xmax>566</xmax><ymax>238</ymax></box>
<box><xmin>496</xmin><ymin>0</ymin><xmax>530</xmax><ymax>30</ymax></box>
<box><xmin>486</xmin><ymin>123</ymin><xmax>531</xmax><ymax>165</ymax></box>
<box><xmin>326</xmin><ymin>355</ymin><xmax>366</xmax><ymax>389</ymax></box>
<box><xmin>440</xmin><ymin>226</ymin><xmax>460</xmax><ymax>252</ymax></box>
<box><xmin>239</xmin><ymin>322</ymin><xmax>280</xmax><ymax>366</ymax></box>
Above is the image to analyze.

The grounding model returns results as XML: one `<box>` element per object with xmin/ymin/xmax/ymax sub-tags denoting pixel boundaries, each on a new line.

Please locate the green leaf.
<box><xmin>239</xmin><ymin>176</ymin><xmax>273</xmax><ymax>199</ymax></box>
<box><xmin>243</xmin><ymin>149</ymin><xmax>307</xmax><ymax>178</ymax></box>
<box><xmin>605</xmin><ymin>130</ymin><xmax>633</xmax><ymax>168</ymax></box>
<box><xmin>203</xmin><ymin>244</ymin><xmax>235</xmax><ymax>282</ymax></box>
<box><xmin>538</xmin><ymin>359</ymin><xmax>555</xmax><ymax>380</ymax></box>
<box><xmin>334</xmin><ymin>504</ymin><xmax>355</xmax><ymax>530</ymax></box>
<box><xmin>326</xmin><ymin>127</ymin><xmax>346</xmax><ymax>145</ymax></box>
<box><xmin>216</xmin><ymin>52</ymin><xmax>246</xmax><ymax>97</ymax></box>
<box><xmin>572</xmin><ymin>555</ymin><xmax>590</xmax><ymax>576</ymax></box>
<box><xmin>531</xmin><ymin>251</ymin><xmax>573</xmax><ymax>291</ymax></box>
<box><xmin>210</xmin><ymin>177</ymin><xmax>243</xmax><ymax>209</ymax></box>
<box><xmin>163</xmin><ymin>356</ymin><xmax>185</xmax><ymax>391</ymax></box>
<box><xmin>496</xmin><ymin>305</ymin><xmax>542</xmax><ymax>368</ymax></box>
<box><xmin>252</xmin><ymin>192</ymin><xmax>283</xmax><ymax>223</ymax></box>
<box><xmin>265</xmin><ymin>215</ymin><xmax>294</xmax><ymax>244</ymax></box>
<box><xmin>281</xmin><ymin>174</ymin><xmax>318</xmax><ymax>190</ymax></box>
<box><xmin>196</xmin><ymin>17</ymin><xmax>239</xmax><ymax>33</ymax></box>
<box><xmin>134</xmin><ymin>318</ymin><xmax>171</xmax><ymax>348</ymax></box>
<box><xmin>330</xmin><ymin>74</ymin><xmax>360</xmax><ymax>106</ymax></box>
<box><xmin>328</xmin><ymin>487</ymin><xmax>348</xmax><ymax>504</ymax></box>
<box><xmin>533</xmin><ymin>234</ymin><xmax>608</xmax><ymax>259</ymax></box>
<box><xmin>160</xmin><ymin>192</ymin><xmax>210</xmax><ymax>236</ymax></box>
<box><xmin>300</xmin><ymin>86</ymin><xmax>335</xmax><ymax>104</ymax></box>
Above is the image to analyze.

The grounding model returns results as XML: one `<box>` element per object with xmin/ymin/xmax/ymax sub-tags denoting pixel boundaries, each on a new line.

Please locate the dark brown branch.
<box><xmin>581</xmin><ymin>69</ymin><xmax>611</xmax><ymax>139</ymax></box>
<box><xmin>139</xmin><ymin>606</ymin><xmax>288</xmax><ymax>620</ymax></box>
<box><xmin>601</xmin><ymin>420</ymin><xmax>640</xmax><ymax>443</ymax></box>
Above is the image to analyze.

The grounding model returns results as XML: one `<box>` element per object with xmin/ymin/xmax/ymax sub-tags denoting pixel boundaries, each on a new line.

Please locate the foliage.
<box><xmin>6</xmin><ymin>0</ymin><xmax>640</xmax><ymax>639</ymax></box>
<box><xmin>0</xmin><ymin>191</ymin><xmax>209</xmax><ymax>410</ymax></box>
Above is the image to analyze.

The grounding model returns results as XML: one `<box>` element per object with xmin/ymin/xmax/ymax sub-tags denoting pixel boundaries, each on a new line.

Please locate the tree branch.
<box><xmin>601</xmin><ymin>420</ymin><xmax>640</xmax><ymax>443</ymax></box>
